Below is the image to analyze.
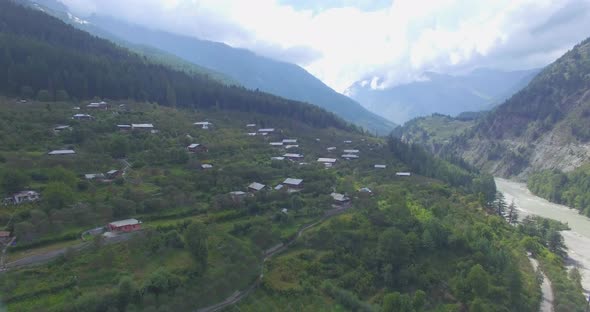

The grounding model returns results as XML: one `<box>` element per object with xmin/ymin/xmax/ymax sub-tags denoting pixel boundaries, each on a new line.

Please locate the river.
<box><xmin>495</xmin><ymin>177</ymin><xmax>590</xmax><ymax>299</ymax></box>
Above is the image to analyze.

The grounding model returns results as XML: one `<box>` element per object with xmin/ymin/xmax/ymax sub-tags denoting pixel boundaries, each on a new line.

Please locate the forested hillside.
<box><xmin>392</xmin><ymin>114</ymin><xmax>476</xmax><ymax>154</ymax></box>
<box><xmin>445</xmin><ymin>36</ymin><xmax>590</xmax><ymax>178</ymax></box>
<box><xmin>0</xmin><ymin>0</ymin><xmax>349</xmax><ymax>132</ymax></box>
<box><xmin>61</xmin><ymin>10</ymin><xmax>396</xmax><ymax>134</ymax></box>
<box><xmin>528</xmin><ymin>165</ymin><xmax>590</xmax><ymax>216</ymax></box>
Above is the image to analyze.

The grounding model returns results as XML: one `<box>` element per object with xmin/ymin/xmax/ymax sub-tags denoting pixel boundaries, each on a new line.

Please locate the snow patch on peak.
<box><xmin>67</xmin><ymin>12</ymin><xmax>89</xmax><ymax>25</ymax></box>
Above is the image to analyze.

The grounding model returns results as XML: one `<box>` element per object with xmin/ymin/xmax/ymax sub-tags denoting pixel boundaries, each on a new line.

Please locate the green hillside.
<box><xmin>0</xmin><ymin>2</ymin><xmax>587</xmax><ymax>312</ymax></box>
<box><xmin>392</xmin><ymin>114</ymin><xmax>476</xmax><ymax>154</ymax></box>
<box><xmin>0</xmin><ymin>0</ymin><xmax>348</xmax><ymax>131</ymax></box>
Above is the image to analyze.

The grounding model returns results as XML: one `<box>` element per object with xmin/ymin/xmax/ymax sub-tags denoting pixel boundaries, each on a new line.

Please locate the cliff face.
<box><xmin>443</xmin><ymin>38</ymin><xmax>590</xmax><ymax>178</ymax></box>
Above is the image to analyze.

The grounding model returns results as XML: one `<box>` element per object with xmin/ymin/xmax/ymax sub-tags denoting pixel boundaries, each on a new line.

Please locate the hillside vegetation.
<box><xmin>64</xmin><ymin>9</ymin><xmax>396</xmax><ymax>134</ymax></box>
<box><xmin>0</xmin><ymin>1</ymin><xmax>349</xmax><ymax>132</ymax></box>
<box><xmin>0</xmin><ymin>2</ymin><xmax>586</xmax><ymax>312</ymax></box>
<box><xmin>446</xmin><ymin>37</ymin><xmax>590</xmax><ymax>178</ymax></box>
<box><xmin>392</xmin><ymin>114</ymin><xmax>476</xmax><ymax>154</ymax></box>
<box><xmin>527</xmin><ymin>165</ymin><xmax>590</xmax><ymax>216</ymax></box>
<box><xmin>0</xmin><ymin>98</ymin><xmax>545</xmax><ymax>312</ymax></box>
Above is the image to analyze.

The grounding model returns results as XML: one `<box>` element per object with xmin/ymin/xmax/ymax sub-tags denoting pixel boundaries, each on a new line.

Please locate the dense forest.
<box><xmin>0</xmin><ymin>1</ymin><xmax>351</xmax><ymax>132</ymax></box>
<box><xmin>528</xmin><ymin>166</ymin><xmax>590</xmax><ymax>216</ymax></box>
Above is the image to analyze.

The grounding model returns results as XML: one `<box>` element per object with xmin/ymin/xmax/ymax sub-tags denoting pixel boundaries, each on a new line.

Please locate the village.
<box><xmin>0</xmin><ymin>99</ymin><xmax>413</xmax><ymax>271</ymax></box>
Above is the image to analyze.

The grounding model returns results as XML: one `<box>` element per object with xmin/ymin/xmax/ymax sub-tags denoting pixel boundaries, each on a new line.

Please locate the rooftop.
<box><xmin>374</xmin><ymin>164</ymin><xmax>387</xmax><ymax>169</ymax></box>
<box><xmin>283</xmin><ymin>153</ymin><xmax>303</xmax><ymax>158</ymax></box>
<box><xmin>343</xmin><ymin>149</ymin><xmax>360</xmax><ymax>153</ymax></box>
<box><xmin>282</xmin><ymin>139</ymin><xmax>297</xmax><ymax>143</ymax></box>
<box><xmin>317</xmin><ymin>158</ymin><xmax>337</xmax><ymax>163</ymax></box>
<box><xmin>48</xmin><ymin>149</ymin><xmax>76</xmax><ymax>155</ymax></box>
<box><xmin>341</xmin><ymin>154</ymin><xmax>359</xmax><ymax>159</ymax></box>
<box><xmin>0</xmin><ymin>231</ymin><xmax>10</xmax><ymax>237</ymax></box>
<box><xmin>109</xmin><ymin>218</ymin><xmax>141</xmax><ymax>227</ymax></box>
<box><xmin>283</xmin><ymin>178</ymin><xmax>303</xmax><ymax>186</ymax></box>
<box><xmin>331</xmin><ymin>192</ymin><xmax>349</xmax><ymax>202</ymax></box>
<box><xmin>258</xmin><ymin>128</ymin><xmax>275</xmax><ymax>132</ymax></box>
<box><xmin>248</xmin><ymin>182</ymin><xmax>266</xmax><ymax>191</ymax></box>
<box><xmin>194</xmin><ymin>121</ymin><xmax>212</xmax><ymax>126</ymax></box>
<box><xmin>188</xmin><ymin>143</ymin><xmax>201</xmax><ymax>148</ymax></box>
<box><xmin>131</xmin><ymin>123</ymin><xmax>154</xmax><ymax>128</ymax></box>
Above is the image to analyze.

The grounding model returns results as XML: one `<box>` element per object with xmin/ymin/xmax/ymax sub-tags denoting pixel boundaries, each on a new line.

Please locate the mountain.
<box><xmin>0</xmin><ymin>0</ymin><xmax>350</xmax><ymax>131</ymax></box>
<box><xmin>2</xmin><ymin>3</ymin><xmax>587</xmax><ymax>312</ymax></box>
<box><xmin>346</xmin><ymin>68</ymin><xmax>539</xmax><ymax>124</ymax></box>
<box><xmin>392</xmin><ymin>114</ymin><xmax>477</xmax><ymax>154</ymax></box>
<box><xmin>56</xmin><ymin>12</ymin><xmax>395</xmax><ymax>134</ymax></box>
<box><xmin>18</xmin><ymin>0</ymin><xmax>235</xmax><ymax>85</ymax></box>
<box><xmin>446</xmin><ymin>37</ymin><xmax>590</xmax><ymax>179</ymax></box>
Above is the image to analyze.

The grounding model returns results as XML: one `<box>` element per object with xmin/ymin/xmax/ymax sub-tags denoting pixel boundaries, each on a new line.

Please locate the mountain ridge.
<box><xmin>444</xmin><ymin>37</ymin><xmax>590</xmax><ymax>178</ymax></box>
<box><xmin>69</xmin><ymin>12</ymin><xmax>396</xmax><ymax>134</ymax></box>
<box><xmin>347</xmin><ymin>68</ymin><xmax>540</xmax><ymax>124</ymax></box>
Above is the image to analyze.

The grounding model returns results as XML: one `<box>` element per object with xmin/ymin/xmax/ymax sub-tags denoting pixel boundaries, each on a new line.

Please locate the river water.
<box><xmin>495</xmin><ymin>177</ymin><xmax>590</xmax><ymax>299</ymax></box>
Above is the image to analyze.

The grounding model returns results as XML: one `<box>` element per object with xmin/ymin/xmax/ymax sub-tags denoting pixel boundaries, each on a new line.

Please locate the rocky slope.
<box><xmin>446</xmin><ymin>37</ymin><xmax>590</xmax><ymax>179</ymax></box>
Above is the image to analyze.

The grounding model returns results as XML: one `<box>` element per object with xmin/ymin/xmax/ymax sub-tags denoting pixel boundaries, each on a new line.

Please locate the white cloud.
<box><xmin>62</xmin><ymin>0</ymin><xmax>590</xmax><ymax>92</ymax></box>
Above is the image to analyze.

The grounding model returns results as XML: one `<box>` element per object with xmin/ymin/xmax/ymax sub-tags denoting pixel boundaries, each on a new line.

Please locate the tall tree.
<box><xmin>184</xmin><ymin>221</ymin><xmax>208</xmax><ymax>274</ymax></box>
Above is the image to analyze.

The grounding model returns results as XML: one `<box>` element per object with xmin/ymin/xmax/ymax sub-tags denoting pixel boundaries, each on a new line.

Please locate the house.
<box><xmin>281</xmin><ymin>208</ymin><xmax>288</xmax><ymax>214</ymax></box>
<box><xmin>87</xmin><ymin>101</ymin><xmax>108</xmax><ymax>110</ymax></box>
<box><xmin>283</xmin><ymin>153</ymin><xmax>304</xmax><ymax>160</ymax></box>
<box><xmin>53</xmin><ymin>125</ymin><xmax>71</xmax><ymax>132</ymax></box>
<box><xmin>194</xmin><ymin>121</ymin><xmax>213</xmax><ymax>129</ymax></box>
<box><xmin>131</xmin><ymin>123</ymin><xmax>154</xmax><ymax>131</ymax></box>
<box><xmin>7</xmin><ymin>190</ymin><xmax>40</xmax><ymax>205</ymax></box>
<box><xmin>258</xmin><ymin>128</ymin><xmax>275</xmax><ymax>133</ymax></box>
<box><xmin>117</xmin><ymin>124</ymin><xmax>132</xmax><ymax>131</ymax></box>
<box><xmin>344</xmin><ymin>140</ymin><xmax>353</xmax><ymax>144</ymax></box>
<box><xmin>396</xmin><ymin>172</ymin><xmax>412</xmax><ymax>177</ymax></box>
<box><xmin>269</xmin><ymin>142</ymin><xmax>284</xmax><ymax>147</ymax></box>
<box><xmin>359</xmin><ymin>187</ymin><xmax>373</xmax><ymax>195</ymax></box>
<box><xmin>271</xmin><ymin>156</ymin><xmax>285</xmax><ymax>161</ymax></box>
<box><xmin>48</xmin><ymin>149</ymin><xmax>76</xmax><ymax>156</ymax></box>
<box><xmin>247</xmin><ymin>132</ymin><xmax>257</xmax><ymax>136</ymax></box>
<box><xmin>246</xmin><ymin>123</ymin><xmax>256</xmax><ymax>128</ymax></box>
<box><xmin>248</xmin><ymin>182</ymin><xmax>266</xmax><ymax>192</ymax></box>
<box><xmin>106</xmin><ymin>170</ymin><xmax>121</xmax><ymax>179</ymax></box>
<box><xmin>201</xmin><ymin>164</ymin><xmax>213</xmax><ymax>169</ymax></box>
<box><xmin>341</xmin><ymin>154</ymin><xmax>359</xmax><ymax>159</ymax></box>
<box><xmin>343</xmin><ymin>149</ymin><xmax>360</xmax><ymax>154</ymax></box>
<box><xmin>85</xmin><ymin>173</ymin><xmax>105</xmax><ymax>180</ymax></box>
<box><xmin>187</xmin><ymin>143</ymin><xmax>208</xmax><ymax>153</ymax></box>
<box><xmin>317</xmin><ymin>158</ymin><xmax>337</xmax><ymax>168</ymax></box>
<box><xmin>285</xmin><ymin>145</ymin><xmax>299</xmax><ymax>149</ymax></box>
<box><xmin>72</xmin><ymin>113</ymin><xmax>94</xmax><ymax>120</ymax></box>
<box><xmin>107</xmin><ymin>219</ymin><xmax>142</xmax><ymax>232</ymax></box>
<box><xmin>230</xmin><ymin>191</ymin><xmax>247</xmax><ymax>201</ymax></box>
<box><xmin>282</xmin><ymin>178</ymin><xmax>303</xmax><ymax>191</ymax></box>
<box><xmin>331</xmin><ymin>192</ymin><xmax>351</xmax><ymax>206</ymax></box>
<box><xmin>282</xmin><ymin>139</ymin><xmax>297</xmax><ymax>144</ymax></box>
<box><xmin>374</xmin><ymin>164</ymin><xmax>387</xmax><ymax>169</ymax></box>
<box><xmin>326</xmin><ymin>147</ymin><xmax>337</xmax><ymax>151</ymax></box>
<box><xmin>0</xmin><ymin>231</ymin><xmax>11</xmax><ymax>244</ymax></box>
<box><xmin>274</xmin><ymin>184</ymin><xmax>285</xmax><ymax>191</ymax></box>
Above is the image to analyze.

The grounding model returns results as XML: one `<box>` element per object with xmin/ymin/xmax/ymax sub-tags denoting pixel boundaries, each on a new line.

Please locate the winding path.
<box><xmin>196</xmin><ymin>205</ymin><xmax>350</xmax><ymax>312</ymax></box>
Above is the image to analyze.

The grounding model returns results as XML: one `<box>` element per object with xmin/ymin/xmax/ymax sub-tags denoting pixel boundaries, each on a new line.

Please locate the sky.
<box><xmin>61</xmin><ymin>0</ymin><xmax>590</xmax><ymax>93</ymax></box>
